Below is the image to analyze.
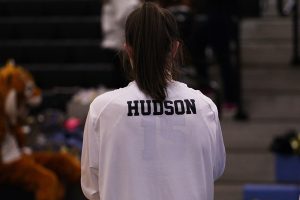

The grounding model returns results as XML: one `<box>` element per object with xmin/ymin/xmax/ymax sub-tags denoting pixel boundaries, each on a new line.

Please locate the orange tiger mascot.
<box><xmin>0</xmin><ymin>60</ymin><xmax>81</xmax><ymax>200</ymax></box>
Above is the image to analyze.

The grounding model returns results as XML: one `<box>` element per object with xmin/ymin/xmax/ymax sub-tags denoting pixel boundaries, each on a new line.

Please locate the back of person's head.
<box><xmin>124</xmin><ymin>1</ymin><xmax>183</xmax><ymax>101</ymax></box>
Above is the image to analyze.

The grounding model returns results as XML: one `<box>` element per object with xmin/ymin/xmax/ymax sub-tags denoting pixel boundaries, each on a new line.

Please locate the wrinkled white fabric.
<box><xmin>81</xmin><ymin>81</ymin><xmax>226</xmax><ymax>200</ymax></box>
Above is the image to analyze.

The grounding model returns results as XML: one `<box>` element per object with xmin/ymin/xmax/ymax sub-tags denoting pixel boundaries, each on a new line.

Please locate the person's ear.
<box><xmin>171</xmin><ymin>40</ymin><xmax>180</xmax><ymax>58</ymax></box>
<box><xmin>124</xmin><ymin>43</ymin><xmax>133</xmax><ymax>59</ymax></box>
<box><xmin>124</xmin><ymin>43</ymin><xmax>134</xmax><ymax>69</ymax></box>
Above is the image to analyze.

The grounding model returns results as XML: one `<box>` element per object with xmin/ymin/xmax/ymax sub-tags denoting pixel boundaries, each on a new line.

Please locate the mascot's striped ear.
<box><xmin>6</xmin><ymin>59</ymin><xmax>15</xmax><ymax>66</ymax></box>
<box><xmin>1</xmin><ymin>59</ymin><xmax>16</xmax><ymax>86</ymax></box>
<box><xmin>4</xmin><ymin>59</ymin><xmax>16</xmax><ymax>71</ymax></box>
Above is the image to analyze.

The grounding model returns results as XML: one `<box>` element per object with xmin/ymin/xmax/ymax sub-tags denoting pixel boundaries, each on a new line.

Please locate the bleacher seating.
<box><xmin>0</xmin><ymin>0</ymin><xmax>113</xmax><ymax>88</ymax></box>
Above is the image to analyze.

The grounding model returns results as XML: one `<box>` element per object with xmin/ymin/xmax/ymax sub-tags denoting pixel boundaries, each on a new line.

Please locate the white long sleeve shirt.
<box><xmin>81</xmin><ymin>81</ymin><xmax>226</xmax><ymax>200</ymax></box>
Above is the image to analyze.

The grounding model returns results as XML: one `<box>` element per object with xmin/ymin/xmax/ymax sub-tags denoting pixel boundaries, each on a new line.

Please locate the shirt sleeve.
<box><xmin>212</xmin><ymin>108</ymin><xmax>226</xmax><ymax>181</ymax></box>
<box><xmin>81</xmin><ymin>107</ymin><xmax>100</xmax><ymax>200</ymax></box>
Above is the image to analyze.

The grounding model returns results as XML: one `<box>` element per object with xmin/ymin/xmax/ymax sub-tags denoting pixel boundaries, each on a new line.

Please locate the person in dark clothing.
<box><xmin>188</xmin><ymin>0</ymin><xmax>240</xmax><ymax>111</ymax></box>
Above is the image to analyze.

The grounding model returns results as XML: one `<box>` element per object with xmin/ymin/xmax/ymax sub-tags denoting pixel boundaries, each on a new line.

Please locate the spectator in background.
<box><xmin>101</xmin><ymin>0</ymin><xmax>140</xmax><ymax>88</ymax></box>
<box><xmin>187</xmin><ymin>0</ymin><xmax>240</xmax><ymax>114</ymax></box>
<box><xmin>158</xmin><ymin>0</ymin><xmax>193</xmax><ymax>46</ymax></box>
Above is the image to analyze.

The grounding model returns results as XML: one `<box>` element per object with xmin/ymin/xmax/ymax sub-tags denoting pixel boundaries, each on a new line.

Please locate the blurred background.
<box><xmin>0</xmin><ymin>0</ymin><xmax>300</xmax><ymax>199</ymax></box>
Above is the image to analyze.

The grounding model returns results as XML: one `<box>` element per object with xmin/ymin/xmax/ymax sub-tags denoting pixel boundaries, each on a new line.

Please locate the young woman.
<box><xmin>81</xmin><ymin>2</ymin><xmax>226</xmax><ymax>200</ymax></box>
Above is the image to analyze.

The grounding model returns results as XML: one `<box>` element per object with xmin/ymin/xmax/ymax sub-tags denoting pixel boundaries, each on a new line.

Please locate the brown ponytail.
<box><xmin>124</xmin><ymin>2</ymin><xmax>183</xmax><ymax>101</ymax></box>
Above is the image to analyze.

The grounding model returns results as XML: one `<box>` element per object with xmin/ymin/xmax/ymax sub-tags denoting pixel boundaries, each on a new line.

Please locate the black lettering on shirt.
<box><xmin>174</xmin><ymin>100</ymin><xmax>185</xmax><ymax>115</ymax></box>
<box><xmin>152</xmin><ymin>100</ymin><xmax>164</xmax><ymax>115</ymax></box>
<box><xmin>127</xmin><ymin>99</ymin><xmax>197</xmax><ymax>116</ymax></box>
<box><xmin>185</xmin><ymin>99</ymin><xmax>196</xmax><ymax>114</ymax></box>
<box><xmin>164</xmin><ymin>101</ymin><xmax>174</xmax><ymax>115</ymax></box>
<box><xmin>140</xmin><ymin>100</ymin><xmax>152</xmax><ymax>115</ymax></box>
<box><xmin>127</xmin><ymin>100</ymin><xmax>139</xmax><ymax>116</ymax></box>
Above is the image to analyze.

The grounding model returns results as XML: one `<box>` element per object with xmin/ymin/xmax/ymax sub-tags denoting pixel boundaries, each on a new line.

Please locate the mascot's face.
<box><xmin>0</xmin><ymin>60</ymin><xmax>42</xmax><ymax>124</ymax></box>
